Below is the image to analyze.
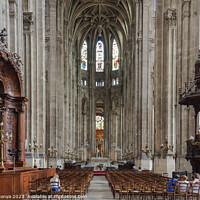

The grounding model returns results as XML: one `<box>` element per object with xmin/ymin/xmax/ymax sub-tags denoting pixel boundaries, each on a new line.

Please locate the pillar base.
<box><xmin>140</xmin><ymin>157</ymin><xmax>153</xmax><ymax>171</ymax></box>
<box><xmin>154</xmin><ymin>155</ymin><xmax>175</xmax><ymax>176</ymax></box>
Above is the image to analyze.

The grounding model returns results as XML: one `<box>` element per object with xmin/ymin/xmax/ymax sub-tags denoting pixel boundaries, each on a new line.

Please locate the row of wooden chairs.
<box><xmin>28</xmin><ymin>169</ymin><xmax>93</xmax><ymax>199</ymax></box>
<box><xmin>106</xmin><ymin>170</ymin><xmax>200</xmax><ymax>199</ymax></box>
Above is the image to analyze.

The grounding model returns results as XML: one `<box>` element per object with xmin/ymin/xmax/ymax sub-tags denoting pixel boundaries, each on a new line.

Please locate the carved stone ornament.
<box><xmin>0</xmin><ymin>28</ymin><xmax>8</xmax><ymax>50</ymax></box>
<box><xmin>23</xmin><ymin>12</ymin><xmax>34</xmax><ymax>32</ymax></box>
<box><xmin>165</xmin><ymin>8</ymin><xmax>176</xmax><ymax>27</ymax></box>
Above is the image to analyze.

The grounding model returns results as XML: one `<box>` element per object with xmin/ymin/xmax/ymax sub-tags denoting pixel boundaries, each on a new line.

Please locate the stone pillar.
<box><xmin>23</xmin><ymin>11</ymin><xmax>33</xmax><ymax>152</ymax></box>
<box><xmin>56</xmin><ymin>0</ymin><xmax>65</xmax><ymax>161</ymax></box>
<box><xmin>35</xmin><ymin>0</ymin><xmax>46</xmax><ymax>160</ymax></box>
<box><xmin>134</xmin><ymin>0</ymin><xmax>142</xmax><ymax>159</ymax></box>
<box><xmin>8</xmin><ymin>0</ymin><xmax>18</xmax><ymax>53</ymax></box>
<box><xmin>17</xmin><ymin>106</ymin><xmax>26</xmax><ymax>166</ymax></box>
<box><xmin>23</xmin><ymin>0</ymin><xmax>46</xmax><ymax>167</ymax></box>
<box><xmin>48</xmin><ymin>0</ymin><xmax>57</xmax><ymax>151</ymax></box>
<box><xmin>63</xmin><ymin>11</ymin><xmax>69</xmax><ymax>154</ymax></box>
<box><xmin>140</xmin><ymin>0</ymin><xmax>155</xmax><ymax>169</ymax></box>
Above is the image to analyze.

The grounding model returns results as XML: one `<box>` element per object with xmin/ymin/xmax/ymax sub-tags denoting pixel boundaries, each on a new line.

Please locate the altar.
<box><xmin>90</xmin><ymin>157</ymin><xmax>109</xmax><ymax>165</ymax></box>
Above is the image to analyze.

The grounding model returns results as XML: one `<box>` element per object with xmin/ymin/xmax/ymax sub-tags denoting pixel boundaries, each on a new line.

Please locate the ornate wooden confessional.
<box><xmin>0</xmin><ymin>28</ymin><xmax>27</xmax><ymax>170</ymax></box>
<box><xmin>179</xmin><ymin>50</ymin><xmax>200</xmax><ymax>173</ymax></box>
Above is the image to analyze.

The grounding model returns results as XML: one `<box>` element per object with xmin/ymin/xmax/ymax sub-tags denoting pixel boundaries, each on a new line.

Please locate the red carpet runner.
<box><xmin>93</xmin><ymin>171</ymin><xmax>106</xmax><ymax>176</ymax></box>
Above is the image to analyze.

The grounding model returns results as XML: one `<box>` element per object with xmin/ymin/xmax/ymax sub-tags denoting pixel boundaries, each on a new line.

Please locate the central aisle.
<box><xmin>86</xmin><ymin>176</ymin><xmax>114</xmax><ymax>200</ymax></box>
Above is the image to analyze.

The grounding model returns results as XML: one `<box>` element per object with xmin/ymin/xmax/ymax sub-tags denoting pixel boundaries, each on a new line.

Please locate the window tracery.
<box><xmin>96</xmin><ymin>41</ymin><xmax>104</xmax><ymax>72</ymax></box>
<box><xmin>81</xmin><ymin>40</ymin><xmax>87</xmax><ymax>70</ymax></box>
<box><xmin>112</xmin><ymin>39</ymin><xmax>119</xmax><ymax>71</ymax></box>
<box><xmin>96</xmin><ymin>116</ymin><xmax>104</xmax><ymax>130</ymax></box>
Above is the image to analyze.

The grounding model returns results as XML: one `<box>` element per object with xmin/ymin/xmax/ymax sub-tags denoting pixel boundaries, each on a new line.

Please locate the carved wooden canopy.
<box><xmin>0</xmin><ymin>28</ymin><xmax>27</xmax><ymax>168</ymax></box>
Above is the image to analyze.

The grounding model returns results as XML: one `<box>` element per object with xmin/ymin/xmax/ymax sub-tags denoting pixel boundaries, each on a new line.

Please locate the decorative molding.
<box><xmin>182</xmin><ymin>0</ymin><xmax>191</xmax><ymax>19</ymax></box>
<box><xmin>23</xmin><ymin>12</ymin><xmax>34</xmax><ymax>33</ymax></box>
<box><xmin>83</xmin><ymin>0</ymin><xmax>106</xmax><ymax>2</ymax></box>
<box><xmin>165</xmin><ymin>8</ymin><xmax>176</xmax><ymax>27</ymax></box>
<box><xmin>138</xmin><ymin>31</ymin><xmax>143</xmax><ymax>40</ymax></box>
<box><xmin>9</xmin><ymin>0</ymin><xmax>17</xmax><ymax>17</ymax></box>
<box><xmin>0</xmin><ymin>28</ymin><xmax>8</xmax><ymax>50</ymax></box>
<box><xmin>0</xmin><ymin>29</ymin><xmax>23</xmax><ymax>83</ymax></box>
<box><xmin>143</xmin><ymin>0</ymin><xmax>149</xmax><ymax>6</ymax></box>
<box><xmin>45</xmin><ymin>37</ymin><xmax>50</xmax><ymax>51</ymax></box>
<box><xmin>135</xmin><ymin>0</ymin><xmax>141</xmax><ymax>3</ymax></box>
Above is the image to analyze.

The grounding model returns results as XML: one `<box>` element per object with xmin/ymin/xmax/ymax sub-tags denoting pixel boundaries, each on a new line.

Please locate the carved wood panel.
<box><xmin>6</xmin><ymin>108</ymin><xmax>17</xmax><ymax>161</ymax></box>
<box><xmin>0</xmin><ymin>60</ymin><xmax>21</xmax><ymax>96</ymax></box>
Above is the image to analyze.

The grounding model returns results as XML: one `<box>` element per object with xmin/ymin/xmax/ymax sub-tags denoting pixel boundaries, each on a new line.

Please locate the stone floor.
<box><xmin>86</xmin><ymin>176</ymin><xmax>114</xmax><ymax>200</ymax></box>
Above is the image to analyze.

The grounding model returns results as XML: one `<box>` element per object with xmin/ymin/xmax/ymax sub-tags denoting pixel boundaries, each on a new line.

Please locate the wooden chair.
<box><xmin>188</xmin><ymin>182</ymin><xmax>200</xmax><ymax>200</ymax></box>
<box><xmin>40</xmin><ymin>182</ymin><xmax>50</xmax><ymax>199</ymax></box>
<box><xmin>165</xmin><ymin>182</ymin><xmax>178</xmax><ymax>200</ymax></box>
<box><xmin>28</xmin><ymin>180</ymin><xmax>41</xmax><ymax>196</ymax></box>
<box><xmin>119</xmin><ymin>183</ymin><xmax>129</xmax><ymax>199</ymax></box>
<box><xmin>154</xmin><ymin>183</ymin><xmax>165</xmax><ymax>200</ymax></box>
<box><xmin>142</xmin><ymin>184</ymin><xmax>153</xmax><ymax>200</ymax></box>
<box><xmin>50</xmin><ymin>181</ymin><xmax>61</xmax><ymax>196</ymax></box>
<box><xmin>113</xmin><ymin>182</ymin><xmax>121</xmax><ymax>199</ymax></box>
<box><xmin>128</xmin><ymin>182</ymin><xmax>135</xmax><ymax>200</ymax></box>
<box><xmin>178</xmin><ymin>182</ymin><xmax>189</xmax><ymax>200</ymax></box>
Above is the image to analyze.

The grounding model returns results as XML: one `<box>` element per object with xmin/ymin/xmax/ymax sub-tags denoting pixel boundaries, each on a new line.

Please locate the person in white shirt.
<box><xmin>190</xmin><ymin>173</ymin><xmax>200</xmax><ymax>194</ymax></box>
<box><xmin>179</xmin><ymin>175</ymin><xmax>190</xmax><ymax>193</ymax></box>
<box><xmin>50</xmin><ymin>173</ymin><xmax>60</xmax><ymax>192</ymax></box>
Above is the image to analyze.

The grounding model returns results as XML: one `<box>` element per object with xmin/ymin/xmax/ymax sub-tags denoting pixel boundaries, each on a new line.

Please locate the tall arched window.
<box><xmin>112</xmin><ymin>39</ymin><xmax>119</xmax><ymax>71</ymax></box>
<box><xmin>81</xmin><ymin>40</ymin><xmax>87</xmax><ymax>70</ymax></box>
<box><xmin>96</xmin><ymin>41</ymin><xmax>104</xmax><ymax>72</ymax></box>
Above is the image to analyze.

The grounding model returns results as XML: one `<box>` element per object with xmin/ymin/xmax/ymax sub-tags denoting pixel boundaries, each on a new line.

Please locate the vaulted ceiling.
<box><xmin>67</xmin><ymin>0</ymin><xmax>134</xmax><ymax>49</ymax></box>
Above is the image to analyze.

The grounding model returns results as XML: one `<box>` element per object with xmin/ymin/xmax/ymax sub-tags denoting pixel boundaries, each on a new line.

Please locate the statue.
<box><xmin>96</xmin><ymin>136</ymin><xmax>103</xmax><ymax>157</ymax></box>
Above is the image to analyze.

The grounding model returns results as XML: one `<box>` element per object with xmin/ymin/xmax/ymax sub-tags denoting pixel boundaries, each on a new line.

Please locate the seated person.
<box><xmin>167</xmin><ymin>174</ymin><xmax>180</xmax><ymax>192</ymax></box>
<box><xmin>50</xmin><ymin>173</ymin><xmax>60</xmax><ymax>192</ymax></box>
<box><xmin>190</xmin><ymin>173</ymin><xmax>200</xmax><ymax>194</ymax></box>
<box><xmin>178</xmin><ymin>175</ymin><xmax>190</xmax><ymax>193</ymax></box>
<box><xmin>138</xmin><ymin>167</ymin><xmax>142</xmax><ymax>172</ymax></box>
<box><xmin>132</xmin><ymin>166</ymin><xmax>138</xmax><ymax>172</ymax></box>
<box><xmin>190</xmin><ymin>173</ymin><xmax>200</xmax><ymax>184</ymax></box>
<box><xmin>56</xmin><ymin>165</ymin><xmax>61</xmax><ymax>171</ymax></box>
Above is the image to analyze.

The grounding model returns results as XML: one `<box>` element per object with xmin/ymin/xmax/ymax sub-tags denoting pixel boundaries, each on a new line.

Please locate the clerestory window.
<box><xmin>96</xmin><ymin>41</ymin><xmax>104</xmax><ymax>72</ymax></box>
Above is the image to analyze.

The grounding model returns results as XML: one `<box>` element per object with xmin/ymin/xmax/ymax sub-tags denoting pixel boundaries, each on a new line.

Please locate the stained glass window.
<box><xmin>81</xmin><ymin>40</ymin><xmax>87</xmax><ymax>70</ymax></box>
<box><xmin>96</xmin><ymin>116</ymin><xmax>104</xmax><ymax>130</ymax></box>
<box><xmin>112</xmin><ymin>39</ymin><xmax>119</xmax><ymax>71</ymax></box>
<box><xmin>96</xmin><ymin>41</ymin><xmax>104</xmax><ymax>72</ymax></box>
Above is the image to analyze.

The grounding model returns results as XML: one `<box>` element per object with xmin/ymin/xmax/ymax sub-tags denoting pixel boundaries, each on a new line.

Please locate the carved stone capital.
<box><xmin>165</xmin><ymin>8</ymin><xmax>176</xmax><ymax>27</ymax></box>
<box><xmin>23</xmin><ymin>12</ymin><xmax>34</xmax><ymax>33</ymax></box>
